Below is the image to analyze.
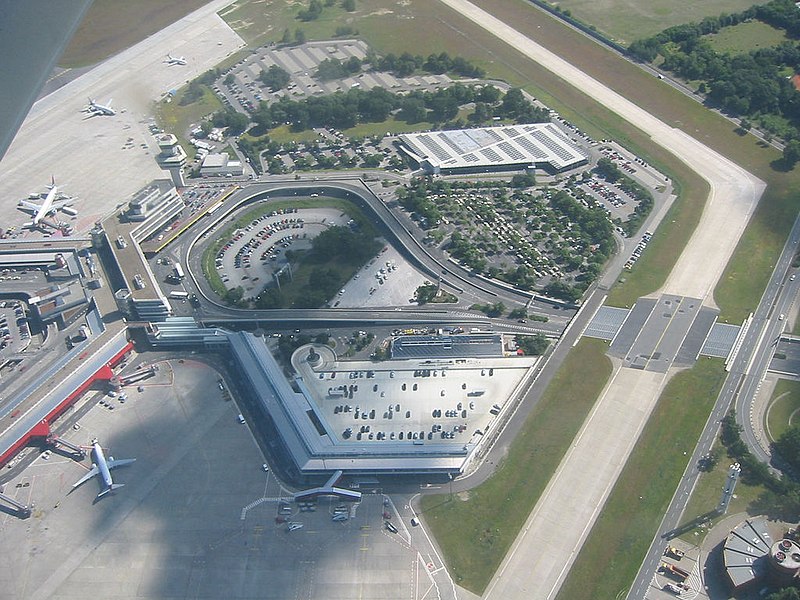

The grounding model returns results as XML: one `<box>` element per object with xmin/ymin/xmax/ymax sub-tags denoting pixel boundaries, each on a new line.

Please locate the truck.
<box><xmin>169</xmin><ymin>291</ymin><xmax>189</xmax><ymax>300</ymax></box>
<box><xmin>660</xmin><ymin>562</ymin><xmax>689</xmax><ymax>582</ymax></box>
<box><xmin>172</xmin><ymin>263</ymin><xmax>185</xmax><ymax>280</ymax></box>
<box><xmin>664</xmin><ymin>546</ymin><xmax>685</xmax><ymax>560</ymax></box>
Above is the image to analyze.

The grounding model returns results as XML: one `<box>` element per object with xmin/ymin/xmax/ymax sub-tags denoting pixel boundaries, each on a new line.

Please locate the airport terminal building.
<box><xmin>148</xmin><ymin>319</ymin><xmax>535</xmax><ymax>478</ymax></box>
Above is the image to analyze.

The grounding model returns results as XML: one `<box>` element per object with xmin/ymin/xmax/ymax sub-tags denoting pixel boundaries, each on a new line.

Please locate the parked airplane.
<box><xmin>83</xmin><ymin>97</ymin><xmax>115</xmax><ymax>116</ymax></box>
<box><xmin>72</xmin><ymin>439</ymin><xmax>135</xmax><ymax>500</ymax></box>
<box><xmin>165</xmin><ymin>54</ymin><xmax>187</xmax><ymax>65</ymax></box>
<box><xmin>17</xmin><ymin>176</ymin><xmax>76</xmax><ymax>229</ymax></box>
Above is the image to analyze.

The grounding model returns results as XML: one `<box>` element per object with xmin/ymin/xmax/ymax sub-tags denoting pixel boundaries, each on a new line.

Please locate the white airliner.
<box><xmin>17</xmin><ymin>176</ymin><xmax>75</xmax><ymax>229</ymax></box>
<box><xmin>83</xmin><ymin>97</ymin><xmax>115</xmax><ymax>116</ymax></box>
<box><xmin>72</xmin><ymin>439</ymin><xmax>135</xmax><ymax>500</ymax></box>
<box><xmin>165</xmin><ymin>54</ymin><xmax>187</xmax><ymax>65</ymax></box>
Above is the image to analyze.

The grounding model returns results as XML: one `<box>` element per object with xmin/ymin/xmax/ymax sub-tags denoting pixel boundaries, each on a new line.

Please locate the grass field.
<box><xmin>156</xmin><ymin>87</ymin><xmax>223</xmax><ymax>161</ymax></box>
<box><xmin>343</xmin><ymin>118</ymin><xmax>435</xmax><ymax>139</ymax></box>
<box><xmin>555</xmin><ymin>358</ymin><xmax>727</xmax><ymax>600</ymax></box>
<box><xmin>766</xmin><ymin>379</ymin><xmax>800</xmax><ymax>442</ymax></box>
<box><xmin>707</xmin><ymin>20</ymin><xmax>789</xmax><ymax>55</ymax></box>
<box><xmin>220</xmin><ymin>0</ymin><xmax>362</xmax><ymax>47</ymax></box>
<box><xmin>59</xmin><ymin>0</ymin><xmax>209</xmax><ymax>68</ymax></box>
<box><xmin>545</xmin><ymin>0</ymin><xmax>774</xmax><ymax>46</ymax></box>
<box><xmin>678</xmin><ymin>443</ymin><xmax>765</xmax><ymax>543</ymax></box>
<box><xmin>419</xmin><ymin>339</ymin><xmax>612</xmax><ymax>594</ymax></box>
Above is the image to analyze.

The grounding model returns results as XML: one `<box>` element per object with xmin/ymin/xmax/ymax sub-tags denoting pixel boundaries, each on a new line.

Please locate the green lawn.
<box><xmin>678</xmin><ymin>444</ymin><xmax>765</xmax><ymax>543</ymax></box>
<box><xmin>157</xmin><ymin>87</ymin><xmax>222</xmax><ymax>160</ymax></box>
<box><xmin>541</xmin><ymin>0</ymin><xmax>774</xmax><ymax>46</ymax></box>
<box><xmin>220</xmin><ymin>0</ymin><xmax>362</xmax><ymax>47</ymax></box>
<box><xmin>420</xmin><ymin>339</ymin><xmax>612</xmax><ymax>594</ymax></box>
<box><xmin>556</xmin><ymin>358</ymin><xmax>727</xmax><ymax>600</ymax></box>
<box><xmin>707</xmin><ymin>20</ymin><xmax>789</xmax><ymax>54</ymax></box>
<box><xmin>766</xmin><ymin>379</ymin><xmax>800</xmax><ymax>443</ymax></box>
<box><xmin>343</xmin><ymin>118</ymin><xmax>434</xmax><ymax>139</ymax></box>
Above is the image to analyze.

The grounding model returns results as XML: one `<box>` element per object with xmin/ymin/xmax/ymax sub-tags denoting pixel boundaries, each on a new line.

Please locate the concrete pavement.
<box><xmin>0</xmin><ymin>0</ymin><xmax>245</xmax><ymax>235</ymax></box>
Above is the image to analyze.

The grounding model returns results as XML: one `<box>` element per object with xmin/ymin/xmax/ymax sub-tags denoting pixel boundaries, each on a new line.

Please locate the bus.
<box><xmin>172</xmin><ymin>263</ymin><xmax>185</xmax><ymax>280</ymax></box>
<box><xmin>168</xmin><ymin>291</ymin><xmax>189</xmax><ymax>300</ymax></box>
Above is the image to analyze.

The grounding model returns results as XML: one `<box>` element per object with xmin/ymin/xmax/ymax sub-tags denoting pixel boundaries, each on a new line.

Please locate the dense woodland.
<box><xmin>628</xmin><ymin>0</ymin><xmax>800</xmax><ymax>154</ymax></box>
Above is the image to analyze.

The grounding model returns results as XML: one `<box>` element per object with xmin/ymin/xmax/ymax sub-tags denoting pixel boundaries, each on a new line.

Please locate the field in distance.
<box><xmin>59</xmin><ymin>0</ymin><xmax>209</xmax><ymax>68</ymax></box>
<box><xmin>515</xmin><ymin>0</ymin><xmax>773</xmax><ymax>46</ymax></box>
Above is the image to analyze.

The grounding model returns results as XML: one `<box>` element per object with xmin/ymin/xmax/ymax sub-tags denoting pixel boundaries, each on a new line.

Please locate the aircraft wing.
<box><xmin>18</xmin><ymin>200</ymin><xmax>41</xmax><ymax>212</ymax></box>
<box><xmin>72</xmin><ymin>465</ymin><xmax>99</xmax><ymax>489</ymax></box>
<box><xmin>107</xmin><ymin>458</ymin><xmax>135</xmax><ymax>470</ymax></box>
<box><xmin>51</xmin><ymin>199</ymin><xmax>73</xmax><ymax>210</ymax></box>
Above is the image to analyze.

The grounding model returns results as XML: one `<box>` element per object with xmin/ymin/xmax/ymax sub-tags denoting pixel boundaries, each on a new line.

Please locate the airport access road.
<box><xmin>176</xmin><ymin>179</ymin><xmax>576</xmax><ymax>324</ymax></box>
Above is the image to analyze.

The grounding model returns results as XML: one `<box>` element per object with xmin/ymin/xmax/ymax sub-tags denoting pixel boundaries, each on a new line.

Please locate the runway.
<box><xmin>434</xmin><ymin>0</ymin><xmax>765</xmax><ymax>598</ymax></box>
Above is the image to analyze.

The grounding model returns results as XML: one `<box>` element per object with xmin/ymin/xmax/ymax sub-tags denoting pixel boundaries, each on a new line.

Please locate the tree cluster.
<box><xmin>720</xmin><ymin>410</ymin><xmax>800</xmax><ymax>521</ymax></box>
<box><xmin>396</xmin><ymin>178</ymin><xmax>442</xmax><ymax>227</ymax></box>
<box><xmin>212</xmin><ymin>108</ymin><xmax>250</xmax><ymax>135</ymax></box>
<box><xmin>259</xmin><ymin>65</ymin><xmax>291</xmax><ymax>92</ymax></box>
<box><xmin>515</xmin><ymin>334</ymin><xmax>549</xmax><ymax>355</ymax></box>
<box><xmin>316</xmin><ymin>57</ymin><xmax>362</xmax><ymax>81</ymax></box>
<box><xmin>628</xmin><ymin>0</ymin><xmax>800</xmax><ymax>142</ymax></box>
<box><xmin>549</xmin><ymin>190</ymin><xmax>615</xmax><ymax>266</ymax></box>
<box><xmin>247</xmin><ymin>82</ymin><xmax>544</xmax><ymax>134</ymax></box>
<box><xmin>369</xmin><ymin>51</ymin><xmax>486</xmax><ymax>79</ymax></box>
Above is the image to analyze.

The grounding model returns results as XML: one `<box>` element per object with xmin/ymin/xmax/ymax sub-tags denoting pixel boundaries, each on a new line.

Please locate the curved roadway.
<box><xmin>179</xmin><ymin>178</ymin><xmax>573</xmax><ymax>333</ymax></box>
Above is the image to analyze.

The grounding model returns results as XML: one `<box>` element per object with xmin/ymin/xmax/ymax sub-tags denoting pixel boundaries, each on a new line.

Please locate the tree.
<box><xmin>595</xmin><ymin>157</ymin><xmax>622</xmax><ymax>182</ymax></box>
<box><xmin>260</xmin><ymin>65</ymin><xmax>291</xmax><ymax>91</ymax></box>
<box><xmin>775</xmin><ymin>425</ymin><xmax>800</xmax><ymax>472</ymax></box>
<box><xmin>342</xmin><ymin>0</ymin><xmax>356</xmax><ymax>11</ymax></box>
<box><xmin>511</xmin><ymin>173</ymin><xmax>536</xmax><ymax>188</ymax></box>
<box><xmin>515</xmin><ymin>334</ymin><xmax>549</xmax><ymax>355</ymax></box>
<box><xmin>784</xmin><ymin>140</ymin><xmax>800</xmax><ymax>167</ymax></box>
<box><xmin>294</xmin><ymin>28</ymin><xmax>306</xmax><ymax>44</ymax></box>
<box><xmin>281</xmin><ymin>28</ymin><xmax>292</xmax><ymax>45</ymax></box>
<box><xmin>767</xmin><ymin>587</ymin><xmax>800</xmax><ymax>600</ymax></box>
<box><xmin>298</xmin><ymin>0</ymin><xmax>324</xmax><ymax>21</ymax></box>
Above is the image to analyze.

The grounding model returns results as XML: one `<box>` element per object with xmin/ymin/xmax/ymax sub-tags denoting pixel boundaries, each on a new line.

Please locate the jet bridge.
<box><xmin>0</xmin><ymin>489</ymin><xmax>31</xmax><ymax>518</ymax></box>
<box><xmin>45</xmin><ymin>434</ymin><xmax>86</xmax><ymax>460</ymax></box>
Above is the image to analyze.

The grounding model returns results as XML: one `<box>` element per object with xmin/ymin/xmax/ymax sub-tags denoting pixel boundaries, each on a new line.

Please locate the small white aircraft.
<box><xmin>18</xmin><ymin>176</ymin><xmax>75</xmax><ymax>229</ymax></box>
<box><xmin>165</xmin><ymin>54</ymin><xmax>187</xmax><ymax>66</ymax></box>
<box><xmin>83</xmin><ymin>97</ymin><xmax>115</xmax><ymax>116</ymax></box>
<box><xmin>72</xmin><ymin>439</ymin><xmax>135</xmax><ymax>500</ymax></box>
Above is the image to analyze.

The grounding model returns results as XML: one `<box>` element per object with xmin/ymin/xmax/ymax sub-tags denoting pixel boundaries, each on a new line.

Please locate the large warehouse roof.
<box><xmin>399</xmin><ymin>123</ymin><xmax>587</xmax><ymax>174</ymax></box>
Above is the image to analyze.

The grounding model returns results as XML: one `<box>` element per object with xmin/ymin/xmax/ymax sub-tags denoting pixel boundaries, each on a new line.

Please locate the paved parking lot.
<box><xmin>218</xmin><ymin>40</ymin><xmax>453</xmax><ymax>115</ymax></box>
<box><xmin>295</xmin><ymin>348</ymin><xmax>536</xmax><ymax>446</ymax></box>
<box><xmin>215</xmin><ymin>207</ymin><xmax>349</xmax><ymax>299</ymax></box>
<box><xmin>337</xmin><ymin>245</ymin><xmax>428</xmax><ymax>308</ymax></box>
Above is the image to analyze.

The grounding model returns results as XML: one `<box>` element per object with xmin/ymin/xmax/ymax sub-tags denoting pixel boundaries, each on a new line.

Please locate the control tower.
<box><xmin>155</xmin><ymin>133</ymin><xmax>187</xmax><ymax>188</ymax></box>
